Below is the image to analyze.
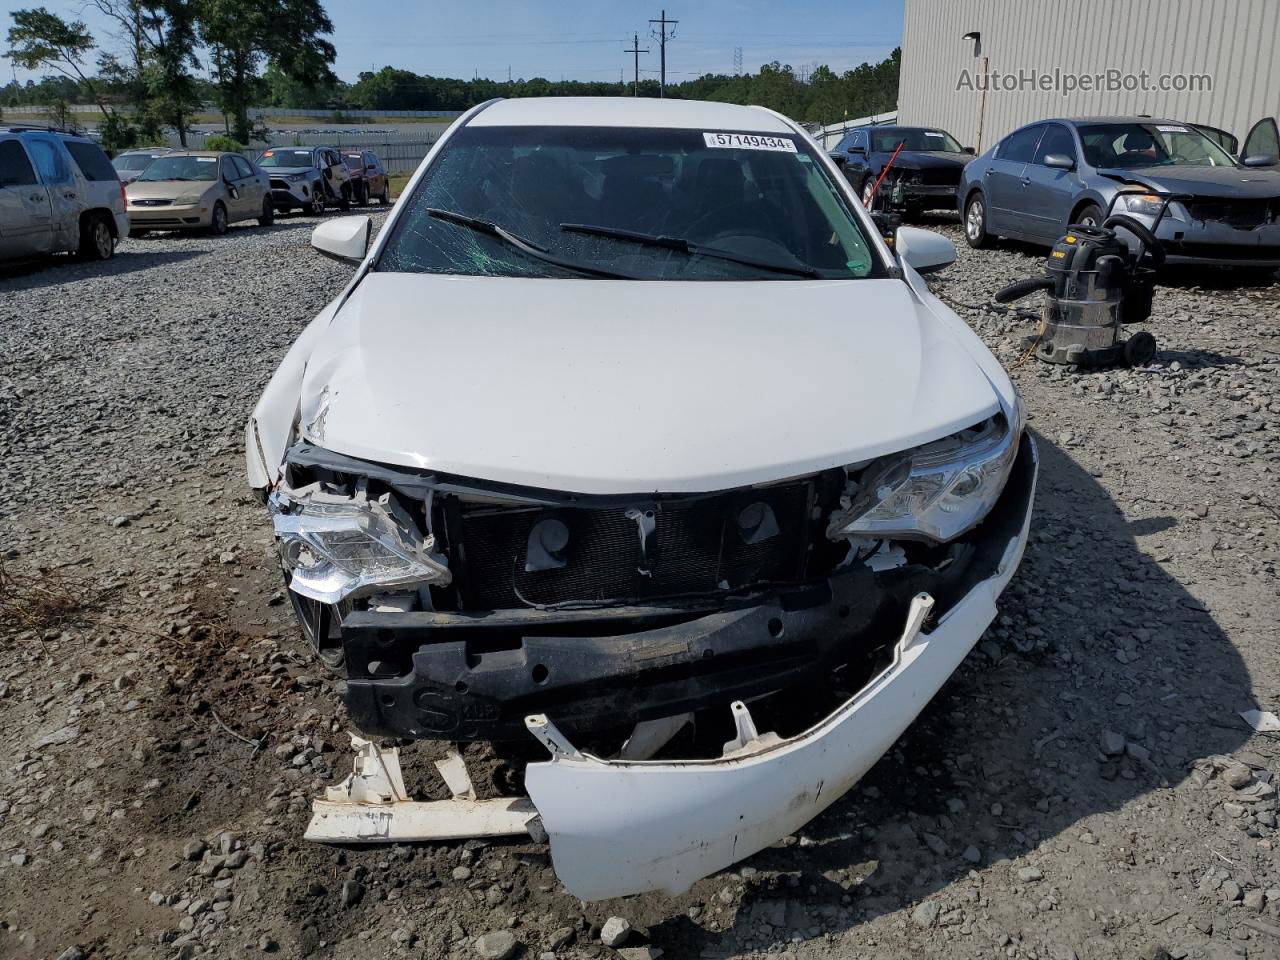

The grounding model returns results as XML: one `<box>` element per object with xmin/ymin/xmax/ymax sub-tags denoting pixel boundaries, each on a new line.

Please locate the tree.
<box><xmin>5</xmin><ymin>8</ymin><xmax>110</xmax><ymax>116</ymax></box>
<box><xmin>200</xmin><ymin>0</ymin><xmax>335</xmax><ymax>144</ymax></box>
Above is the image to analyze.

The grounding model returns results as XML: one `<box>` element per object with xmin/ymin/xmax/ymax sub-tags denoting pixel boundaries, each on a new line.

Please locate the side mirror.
<box><xmin>1242</xmin><ymin>154</ymin><xmax>1278</xmax><ymax>167</ymax></box>
<box><xmin>312</xmin><ymin>215</ymin><xmax>371</xmax><ymax>264</ymax></box>
<box><xmin>1043</xmin><ymin>153</ymin><xmax>1076</xmax><ymax>170</ymax></box>
<box><xmin>963</xmin><ymin>146</ymin><xmax>976</xmax><ymax>155</ymax></box>
<box><xmin>896</xmin><ymin>226</ymin><xmax>956</xmax><ymax>275</ymax></box>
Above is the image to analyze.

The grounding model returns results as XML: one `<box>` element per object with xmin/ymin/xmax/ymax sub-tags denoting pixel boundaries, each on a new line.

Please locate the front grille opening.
<box><xmin>449</xmin><ymin>481</ymin><xmax>820</xmax><ymax>610</ymax></box>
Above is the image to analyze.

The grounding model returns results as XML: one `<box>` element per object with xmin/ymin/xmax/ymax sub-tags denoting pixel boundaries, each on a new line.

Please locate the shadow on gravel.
<box><xmin>0</xmin><ymin>249</ymin><xmax>205</xmax><ymax>289</ymax></box>
<box><xmin>602</xmin><ymin>432</ymin><xmax>1252</xmax><ymax>956</ymax></box>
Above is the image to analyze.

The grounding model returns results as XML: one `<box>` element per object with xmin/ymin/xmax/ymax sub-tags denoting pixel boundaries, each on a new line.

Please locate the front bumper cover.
<box><xmin>526</xmin><ymin>434</ymin><xmax>1037</xmax><ymax>899</ymax></box>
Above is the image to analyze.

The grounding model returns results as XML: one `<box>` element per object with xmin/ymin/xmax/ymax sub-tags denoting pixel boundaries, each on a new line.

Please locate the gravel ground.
<box><xmin>1</xmin><ymin>211</ymin><xmax>1279</xmax><ymax>960</ymax></box>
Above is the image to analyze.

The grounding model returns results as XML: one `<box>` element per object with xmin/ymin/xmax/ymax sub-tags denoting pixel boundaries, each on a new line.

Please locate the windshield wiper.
<box><xmin>561</xmin><ymin>223</ymin><xmax>821</xmax><ymax>278</ymax></box>
<box><xmin>426</xmin><ymin>208</ymin><xmax>639</xmax><ymax>280</ymax></box>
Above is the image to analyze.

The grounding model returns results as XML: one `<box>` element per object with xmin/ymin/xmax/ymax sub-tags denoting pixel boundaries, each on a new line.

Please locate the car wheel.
<box><xmin>1073</xmin><ymin>203</ymin><xmax>1104</xmax><ymax>229</ymax></box>
<box><xmin>308</xmin><ymin>189</ymin><xmax>326</xmax><ymax>216</ymax></box>
<box><xmin>1123</xmin><ymin>331</ymin><xmax>1157</xmax><ymax>367</ymax></box>
<box><xmin>964</xmin><ymin>192</ymin><xmax>990</xmax><ymax>248</ymax></box>
<box><xmin>861</xmin><ymin>176</ymin><xmax>877</xmax><ymax>208</ymax></box>
<box><xmin>379</xmin><ymin>180</ymin><xmax>390</xmax><ymax>205</ymax></box>
<box><xmin>79</xmin><ymin>213</ymin><xmax>115</xmax><ymax>261</ymax></box>
<box><xmin>209</xmin><ymin>201</ymin><xmax>229</xmax><ymax>236</ymax></box>
<box><xmin>356</xmin><ymin>181</ymin><xmax>369</xmax><ymax>205</ymax></box>
<box><xmin>258</xmin><ymin>196</ymin><xmax>275</xmax><ymax>227</ymax></box>
<box><xmin>904</xmin><ymin>201</ymin><xmax>924</xmax><ymax>222</ymax></box>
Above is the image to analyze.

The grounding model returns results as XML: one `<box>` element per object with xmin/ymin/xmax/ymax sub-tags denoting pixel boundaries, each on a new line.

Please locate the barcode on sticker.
<box><xmin>703</xmin><ymin>132</ymin><xmax>797</xmax><ymax>152</ymax></box>
<box><xmin>1156</xmin><ymin>125</ymin><xmax>1188</xmax><ymax>133</ymax></box>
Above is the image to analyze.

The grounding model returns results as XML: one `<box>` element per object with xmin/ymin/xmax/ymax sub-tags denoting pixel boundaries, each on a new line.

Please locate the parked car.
<box><xmin>0</xmin><ymin>126</ymin><xmax>128</xmax><ymax>262</ymax></box>
<box><xmin>125</xmin><ymin>151</ymin><xmax>273</xmax><ymax>235</ymax></box>
<box><xmin>246</xmin><ymin>96</ymin><xmax>1036</xmax><ymax>902</ymax></box>
<box><xmin>341</xmin><ymin>149</ymin><xmax>390</xmax><ymax>205</ymax></box>
<box><xmin>258</xmin><ymin>145</ymin><xmax>352</xmax><ymax>215</ymax></box>
<box><xmin>959</xmin><ymin>116</ymin><xmax>1280</xmax><ymax>268</ymax></box>
<box><xmin>829</xmin><ymin>124</ymin><xmax>974</xmax><ymax>218</ymax></box>
<box><xmin>111</xmin><ymin>147</ymin><xmax>172</xmax><ymax>184</ymax></box>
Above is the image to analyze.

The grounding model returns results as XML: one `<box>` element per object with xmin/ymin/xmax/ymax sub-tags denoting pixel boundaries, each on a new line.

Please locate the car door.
<box><xmin>218</xmin><ymin>156</ymin><xmax>249</xmax><ymax>220</ymax></box>
<box><xmin>1243</xmin><ymin>117</ymin><xmax>1280</xmax><ymax>163</ymax></box>
<box><xmin>982</xmin><ymin>124</ymin><xmax>1045</xmax><ymax>234</ymax></box>
<box><xmin>230</xmin><ymin>155</ymin><xmax>263</xmax><ymax>217</ymax></box>
<box><xmin>365</xmin><ymin>152</ymin><xmax>385</xmax><ymax>194</ymax></box>
<box><xmin>1021</xmin><ymin>123</ymin><xmax>1081</xmax><ymax>241</ymax></box>
<box><xmin>0</xmin><ymin>137</ymin><xmax>54</xmax><ymax>257</ymax></box>
<box><xmin>23</xmin><ymin>134</ymin><xmax>81</xmax><ymax>252</ymax></box>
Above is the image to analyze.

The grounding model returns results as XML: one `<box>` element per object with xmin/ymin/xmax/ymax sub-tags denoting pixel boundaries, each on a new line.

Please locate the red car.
<box><xmin>341</xmin><ymin>150</ymin><xmax>390</xmax><ymax>205</ymax></box>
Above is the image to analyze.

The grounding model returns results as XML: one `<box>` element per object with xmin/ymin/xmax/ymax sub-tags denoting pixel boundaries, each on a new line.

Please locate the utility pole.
<box><xmin>733</xmin><ymin>46</ymin><xmax>743</xmax><ymax>76</ymax></box>
<box><xmin>624</xmin><ymin>32</ymin><xmax>649</xmax><ymax>96</ymax></box>
<box><xmin>648</xmin><ymin>9</ymin><xmax>678</xmax><ymax>97</ymax></box>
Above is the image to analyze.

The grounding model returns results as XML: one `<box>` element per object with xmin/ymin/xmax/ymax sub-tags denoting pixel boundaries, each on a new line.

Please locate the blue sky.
<box><xmin>6</xmin><ymin>0</ymin><xmax>904</xmax><ymax>84</ymax></box>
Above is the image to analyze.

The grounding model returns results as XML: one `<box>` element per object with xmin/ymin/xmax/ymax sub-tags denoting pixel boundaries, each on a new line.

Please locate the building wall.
<box><xmin>899</xmin><ymin>0</ymin><xmax>1278</xmax><ymax>153</ymax></box>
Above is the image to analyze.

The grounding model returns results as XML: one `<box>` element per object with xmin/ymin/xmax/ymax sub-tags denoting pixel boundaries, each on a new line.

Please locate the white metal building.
<box><xmin>898</xmin><ymin>0</ymin><xmax>1279</xmax><ymax>153</ymax></box>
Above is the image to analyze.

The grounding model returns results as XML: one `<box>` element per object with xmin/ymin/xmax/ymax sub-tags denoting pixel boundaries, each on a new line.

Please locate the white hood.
<box><xmin>297</xmin><ymin>273</ymin><xmax>1001</xmax><ymax>495</ymax></box>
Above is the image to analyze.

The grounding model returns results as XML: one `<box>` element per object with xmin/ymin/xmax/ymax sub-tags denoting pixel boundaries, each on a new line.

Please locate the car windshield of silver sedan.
<box><xmin>258</xmin><ymin>149</ymin><xmax>315</xmax><ymax>168</ymax></box>
<box><xmin>377</xmin><ymin>125</ymin><xmax>881</xmax><ymax>280</ymax></box>
<box><xmin>135</xmin><ymin>156</ymin><xmax>218</xmax><ymax>181</ymax></box>
<box><xmin>1079</xmin><ymin>122</ymin><xmax>1237</xmax><ymax>168</ymax></box>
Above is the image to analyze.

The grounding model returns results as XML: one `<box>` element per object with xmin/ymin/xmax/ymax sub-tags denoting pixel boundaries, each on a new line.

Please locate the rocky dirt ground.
<box><xmin>1</xmin><ymin>208</ymin><xmax>1279</xmax><ymax>960</ymax></box>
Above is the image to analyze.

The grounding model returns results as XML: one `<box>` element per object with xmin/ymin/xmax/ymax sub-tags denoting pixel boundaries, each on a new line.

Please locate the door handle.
<box><xmin>1020</xmin><ymin>177</ymin><xmax>1031</xmax><ymax>186</ymax></box>
<box><xmin>64</xmin><ymin>191</ymin><xmax>77</xmax><ymax>199</ymax></box>
<box><xmin>30</xmin><ymin>194</ymin><xmax>43</xmax><ymax>202</ymax></box>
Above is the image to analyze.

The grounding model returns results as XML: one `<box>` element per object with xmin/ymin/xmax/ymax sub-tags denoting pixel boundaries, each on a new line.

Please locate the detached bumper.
<box><xmin>526</xmin><ymin>436</ymin><xmax>1037</xmax><ymax>900</ymax></box>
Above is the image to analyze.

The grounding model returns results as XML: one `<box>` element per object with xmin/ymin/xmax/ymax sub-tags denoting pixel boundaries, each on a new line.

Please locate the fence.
<box><xmin>811</xmin><ymin>110</ymin><xmax>899</xmax><ymax>150</ymax></box>
<box><xmin>177</xmin><ymin>130</ymin><xmax>442</xmax><ymax>173</ymax></box>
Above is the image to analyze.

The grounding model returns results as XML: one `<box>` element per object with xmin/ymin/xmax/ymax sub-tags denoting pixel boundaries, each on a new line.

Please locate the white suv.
<box><xmin>0</xmin><ymin>127</ymin><xmax>129</xmax><ymax>262</ymax></box>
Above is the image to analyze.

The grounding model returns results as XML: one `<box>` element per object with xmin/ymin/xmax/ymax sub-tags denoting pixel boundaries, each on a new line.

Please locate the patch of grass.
<box><xmin>388</xmin><ymin>173</ymin><xmax>413</xmax><ymax>199</ymax></box>
<box><xmin>0</xmin><ymin>559</ymin><xmax>110</xmax><ymax>639</ymax></box>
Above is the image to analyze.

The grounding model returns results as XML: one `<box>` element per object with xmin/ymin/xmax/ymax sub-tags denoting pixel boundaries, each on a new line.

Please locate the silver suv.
<box><xmin>0</xmin><ymin>127</ymin><xmax>130</xmax><ymax>262</ymax></box>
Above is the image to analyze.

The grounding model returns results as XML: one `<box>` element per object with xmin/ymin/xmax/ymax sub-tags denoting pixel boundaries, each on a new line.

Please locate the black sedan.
<box><xmin>828</xmin><ymin>125</ymin><xmax>974</xmax><ymax>219</ymax></box>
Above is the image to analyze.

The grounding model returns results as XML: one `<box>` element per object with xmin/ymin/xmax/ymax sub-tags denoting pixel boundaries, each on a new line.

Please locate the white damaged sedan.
<box><xmin>246</xmin><ymin>96</ymin><xmax>1037</xmax><ymax>901</ymax></box>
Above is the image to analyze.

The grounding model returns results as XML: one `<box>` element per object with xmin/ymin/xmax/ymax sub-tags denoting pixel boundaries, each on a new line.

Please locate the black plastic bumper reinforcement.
<box><xmin>339</xmin><ymin>435</ymin><xmax>1037</xmax><ymax>743</ymax></box>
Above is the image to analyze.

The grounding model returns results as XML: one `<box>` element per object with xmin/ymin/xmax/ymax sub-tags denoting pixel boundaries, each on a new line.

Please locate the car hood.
<box><xmin>891</xmin><ymin>151</ymin><xmax>971</xmax><ymax>170</ymax></box>
<box><xmin>126</xmin><ymin>180</ymin><xmax>214</xmax><ymax>201</ymax></box>
<box><xmin>1098</xmin><ymin>165</ymin><xmax>1280</xmax><ymax>198</ymax></box>
<box><xmin>297</xmin><ymin>273</ymin><xmax>1002</xmax><ymax>495</ymax></box>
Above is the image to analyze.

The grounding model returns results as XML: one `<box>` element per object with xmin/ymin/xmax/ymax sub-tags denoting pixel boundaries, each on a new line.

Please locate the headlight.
<box><xmin>1118</xmin><ymin>193</ymin><xmax>1166</xmax><ymax>216</ymax></box>
<box><xmin>827</xmin><ymin>410</ymin><xmax>1020</xmax><ymax>544</ymax></box>
<box><xmin>270</xmin><ymin>484</ymin><xmax>450</xmax><ymax>604</ymax></box>
<box><xmin>286</xmin><ymin>173</ymin><xmax>306</xmax><ymax>183</ymax></box>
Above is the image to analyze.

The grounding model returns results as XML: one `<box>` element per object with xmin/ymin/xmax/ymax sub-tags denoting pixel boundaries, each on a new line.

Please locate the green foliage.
<box><xmin>98</xmin><ymin>111</ymin><xmax>139</xmax><ymax>152</ymax></box>
<box><xmin>5</xmin><ymin>8</ymin><xmax>95</xmax><ymax>74</ymax></box>
<box><xmin>202</xmin><ymin>133</ymin><xmax>243</xmax><ymax>151</ymax></box>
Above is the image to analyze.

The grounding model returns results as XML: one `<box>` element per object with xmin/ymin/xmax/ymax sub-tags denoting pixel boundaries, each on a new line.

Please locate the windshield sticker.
<box><xmin>703</xmin><ymin>132</ymin><xmax>797</xmax><ymax>152</ymax></box>
<box><xmin>196</xmin><ymin>157</ymin><xmax>216</xmax><ymax>162</ymax></box>
<box><xmin>925</xmin><ymin>131</ymin><xmax>943</xmax><ymax>138</ymax></box>
<box><xmin>1156</xmin><ymin>125</ymin><xmax>1188</xmax><ymax>133</ymax></box>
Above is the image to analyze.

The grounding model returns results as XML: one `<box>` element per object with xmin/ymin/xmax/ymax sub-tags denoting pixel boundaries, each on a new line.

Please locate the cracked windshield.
<box><xmin>378</xmin><ymin>125</ymin><xmax>879</xmax><ymax>279</ymax></box>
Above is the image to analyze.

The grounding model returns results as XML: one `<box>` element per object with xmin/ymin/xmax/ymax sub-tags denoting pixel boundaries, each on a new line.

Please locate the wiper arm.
<box><xmin>560</xmin><ymin>222</ymin><xmax>820</xmax><ymax>278</ymax></box>
<box><xmin>426</xmin><ymin>208</ymin><xmax>639</xmax><ymax>280</ymax></box>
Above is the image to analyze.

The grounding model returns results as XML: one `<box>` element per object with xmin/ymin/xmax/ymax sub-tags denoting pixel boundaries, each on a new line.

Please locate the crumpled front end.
<box><xmin>270</xmin><ymin>415</ymin><xmax>1035</xmax><ymax>898</ymax></box>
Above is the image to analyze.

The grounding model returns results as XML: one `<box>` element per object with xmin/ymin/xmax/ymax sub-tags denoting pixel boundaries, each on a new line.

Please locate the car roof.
<box><xmin>1060</xmin><ymin>116</ymin><xmax>1184</xmax><ymax>126</ymax></box>
<box><xmin>468</xmin><ymin>97</ymin><xmax>792</xmax><ymax>133</ymax></box>
<box><xmin>166</xmin><ymin>150</ymin><xmax>237</xmax><ymax>158</ymax></box>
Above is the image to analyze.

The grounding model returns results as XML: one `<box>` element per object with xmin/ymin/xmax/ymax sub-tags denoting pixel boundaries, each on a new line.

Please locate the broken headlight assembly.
<box><xmin>270</xmin><ymin>483</ymin><xmax>450</xmax><ymax>604</ymax></box>
<box><xmin>827</xmin><ymin>407</ymin><xmax>1021</xmax><ymax>544</ymax></box>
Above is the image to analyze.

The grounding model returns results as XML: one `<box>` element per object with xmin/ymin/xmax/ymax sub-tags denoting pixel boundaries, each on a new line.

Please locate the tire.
<box><xmin>257</xmin><ymin>196</ymin><xmax>275</xmax><ymax>227</ymax></box>
<box><xmin>861</xmin><ymin>176</ymin><xmax>877</xmax><ymax>208</ymax></box>
<box><xmin>78</xmin><ymin>212</ymin><xmax>115</xmax><ymax>261</ymax></box>
<box><xmin>379</xmin><ymin>180</ymin><xmax>390</xmax><ymax>205</ymax></box>
<box><xmin>964</xmin><ymin>191</ymin><xmax>990</xmax><ymax>248</ymax></box>
<box><xmin>1073</xmin><ymin>202</ymin><xmax>1104</xmax><ymax>229</ymax></box>
<box><xmin>208</xmin><ymin>201</ymin><xmax>228</xmax><ymax>236</ymax></box>
<box><xmin>308</xmin><ymin>187</ymin><xmax>326</xmax><ymax>217</ymax></box>
<box><xmin>1123</xmin><ymin>331</ymin><xmax>1157</xmax><ymax>367</ymax></box>
<box><xmin>904</xmin><ymin>201</ymin><xmax>924</xmax><ymax>222</ymax></box>
<box><xmin>356</xmin><ymin>181</ymin><xmax>369</xmax><ymax>206</ymax></box>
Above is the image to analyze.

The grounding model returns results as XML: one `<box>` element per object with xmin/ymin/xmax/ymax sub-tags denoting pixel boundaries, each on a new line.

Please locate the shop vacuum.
<box><xmin>993</xmin><ymin>191</ymin><xmax>1186</xmax><ymax>367</ymax></box>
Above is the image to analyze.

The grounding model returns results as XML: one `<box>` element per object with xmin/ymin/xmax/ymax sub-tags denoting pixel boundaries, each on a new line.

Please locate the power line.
<box><xmin>624</xmin><ymin>33</ymin><xmax>649</xmax><ymax>97</ymax></box>
<box><xmin>648</xmin><ymin>9</ymin><xmax>678</xmax><ymax>97</ymax></box>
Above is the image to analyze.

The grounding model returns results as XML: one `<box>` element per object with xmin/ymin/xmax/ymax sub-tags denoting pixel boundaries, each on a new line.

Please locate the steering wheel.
<box><xmin>683</xmin><ymin>199</ymin><xmax>783</xmax><ymax>242</ymax></box>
